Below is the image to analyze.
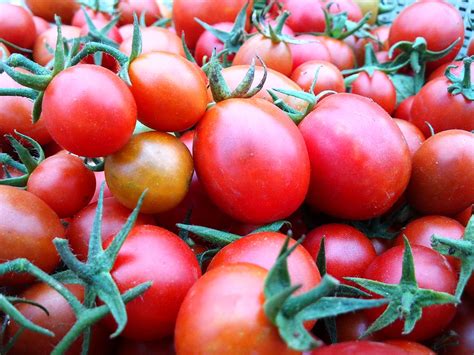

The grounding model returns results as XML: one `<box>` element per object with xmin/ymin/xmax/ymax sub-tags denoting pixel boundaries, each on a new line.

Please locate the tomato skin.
<box><xmin>321</xmin><ymin>0</ymin><xmax>362</xmax><ymax>22</ymax></box>
<box><xmin>407</xmin><ymin>130</ymin><xmax>474</xmax><ymax>216</ymax></box>
<box><xmin>0</xmin><ymin>43</ymin><xmax>9</xmax><ymax>59</ymax></box>
<box><xmin>27</xmin><ymin>153</ymin><xmax>96</xmax><ymax>218</ymax></box>
<box><xmin>363</xmin><ymin>245</ymin><xmax>457</xmax><ymax>341</ymax></box>
<box><xmin>335</xmin><ymin>312</ymin><xmax>374</xmax><ymax>342</ymax></box>
<box><xmin>317</xmin><ymin>37</ymin><xmax>356</xmax><ymax>70</ymax></box>
<box><xmin>311</xmin><ymin>341</ymin><xmax>407</xmax><ymax>354</ymax></box>
<box><xmin>456</xmin><ymin>205</ymin><xmax>473</xmax><ymax>227</ymax></box>
<box><xmin>208</xmin><ymin>232</ymin><xmax>321</xmax><ymax>294</ymax></box>
<box><xmin>279</xmin><ymin>0</ymin><xmax>326</xmax><ymax>33</ymax></box>
<box><xmin>119</xmin><ymin>26</ymin><xmax>184</xmax><ymax>57</ymax></box>
<box><xmin>0</xmin><ymin>4</ymin><xmax>36</xmax><ymax>50</ymax></box>
<box><xmin>291</xmin><ymin>60</ymin><xmax>345</xmax><ymax>96</ymax></box>
<box><xmin>118</xmin><ymin>0</ymin><xmax>161</xmax><ymax>26</ymax></box>
<box><xmin>0</xmin><ymin>186</ymin><xmax>63</xmax><ymax>286</ymax></box>
<box><xmin>385</xmin><ymin>340</ymin><xmax>435</xmax><ymax>354</ymax></box>
<box><xmin>33</xmin><ymin>25</ymin><xmax>81</xmax><ymax>66</ymax></box>
<box><xmin>195</xmin><ymin>22</ymin><xmax>234</xmax><ymax>66</ymax></box>
<box><xmin>105</xmin><ymin>132</ymin><xmax>193</xmax><ymax>214</ymax></box>
<box><xmin>299</xmin><ymin>93</ymin><xmax>411</xmax><ymax>220</ymax></box>
<box><xmin>194</xmin><ymin>98</ymin><xmax>310</xmax><ymax>224</ymax></box>
<box><xmin>129</xmin><ymin>52</ymin><xmax>208</xmax><ymax>132</ymax></box>
<box><xmin>393</xmin><ymin>119</ymin><xmax>425</xmax><ymax>158</ymax></box>
<box><xmin>393</xmin><ymin>96</ymin><xmax>415</xmax><ymax>121</ymax></box>
<box><xmin>175</xmin><ymin>263</ymin><xmax>298</xmax><ymax>355</ymax></box>
<box><xmin>233</xmin><ymin>34</ymin><xmax>293</xmax><ymax>77</ymax></box>
<box><xmin>25</xmin><ymin>0</ymin><xmax>79</xmax><ymax>23</ymax></box>
<box><xmin>32</xmin><ymin>16</ymin><xmax>50</xmax><ymax>37</ymax></box>
<box><xmin>103</xmin><ymin>225</ymin><xmax>201</xmax><ymax>341</ymax></box>
<box><xmin>42</xmin><ymin>64</ymin><xmax>137</xmax><ymax>158</ymax></box>
<box><xmin>289</xmin><ymin>35</ymin><xmax>332</xmax><ymax>72</ymax></box>
<box><xmin>388</xmin><ymin>1</ymin><xmax>464</xmax><ymax>71</ymax></box>
<box><xmin>303</xmin><ymin>224</ymin><xmax>376</xmax><ymax>282</ymax></box>
<box><xmin>440</xmin><ymin>297</ymin><xmax>474</xmax><ymax>355</ymax></box>
<box><xmin>469</xmin><ymin>39</ymin><xmax>474</xmax><ymax>56</ymax></box>
<box><xmin>351</xmin><ymin>71</ymin><xmax>396</xmax><ymax>114</ymax></box>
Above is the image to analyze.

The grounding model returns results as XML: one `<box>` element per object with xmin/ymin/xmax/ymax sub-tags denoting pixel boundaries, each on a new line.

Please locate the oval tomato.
<box><xmin>311</xmin><ymin>341</ymin><xmax>407</xmax><ymax>354</ymax></box>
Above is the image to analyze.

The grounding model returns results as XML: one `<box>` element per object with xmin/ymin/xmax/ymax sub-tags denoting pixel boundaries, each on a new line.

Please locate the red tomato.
<box><xmin>303</xmin><ymin>224</ymin><xmax>376</xmax><ymax>282</ymax></box>
<box><xmin>317</xmin><ymin>36</ymin><xmax>356</xmax><ymax>70</ymax></box>
<box><xmin>25</xmin><ymin>0</ymin><xmax>79</xmax><ymax>23</ymax></box>
<box><xmin>469</xmin><ymin>39</ymin><xmax>474</xmax><ymax>56</ymax></box>
<box><xmin>42</xmin><ymin>64</ymin><xmax>137</xmax><ymax>157</ymax></box>
<box><xmin>407</xmin><ymin>130</ymin><xmax>474</xmax><ymax>216</ymax></box>
<box><xmin>32</xmin><ymin>15</ymin><xmax>50</xmax><ymax>37</ymax></box>
<box><xmin>299</xmin><ymin>93</ymin><xmax>411</xmax><ymax>220</ymax></box>
<box><xmin>393</xmin><ymin>118</ymin><xmax>426</xmax><ymax>157</ymax></box>
<box><xmin>440</xmin><ymin>297</ymin><xmax>474</xmax><ymax>354</ymax></box>
<box><xmin>363</xmin><ymin>245</ymin><xmax>457</xmax><ymax>340</ymax></box>
<box><xmin>394</xmin><ymin>96</ymin><xmax>415</xmax><ymax>121</ymax></box>
<box><xmin>118</xmin><ymin>24</ymin><xmax>134</xmax><ymax>41</ymax></box>
<box><xmin>175</xmin><ymin>263</ymin><xmax>299</xmax><ymax>354</ymax></box>
<box><xmin>103</xmin><ymin>225</ymin><xmax>201</xmax><ymax>340</ymax></box>
<box><xmin>354</xmin><ymin>25</ymin><xmax>391</xmax><ymax>65</ymax></box>
<box><xmin>289</xmin><ymin>35</ymin><xmax>332</xmax><ymax>72</ymax></box>
<box><xmin>0</xmin><ymin>4</ymin><xmax>36</xmax><ymax>50</ymax></box>
<box><xmin>119</xmin><ymin>0</ymin><xmax>161</xmax><ymax>26</ymax></box>
<box><xmin>278</xmin><ymin>0</ymin><xmax>325</xmax><ymax>33</ymax></box>
<box><xmin>119</xmin><ymin>26</ymin><xmax>184</xmax><ymax>57</ymax></box>
<box><xmin>194</xmin><ymin>98</ymin><xmax>310</xmax><ymax>224</ymax></box>
<box><xmin>0</xmin><ymin>186</ymin><xmax>63</xmax><ymax>286</ymax></box>
<box><xmin>195</xmin><ymin>22</ymin><xmax>234</xmax><ymax>66</ymax></box>
<box><xmin>71</xmin><ymin>8</ymin><xmax>111</xmax><ymax>28</ymax></box>
<box><xmin>351</xmin><ymin>71</ymin><xmax>396</xmax><ymax>114</ymax></box>
<box><xmin>385</xmin><ymin>340</ymin><xmax>435</xmax><ymax>354</ymax></box>
<box><xmin>335</xmin><ymin>312</ymin><xmax>374</xmax><ymax>342</ymax></box>
<box><xmin>311</xmin><ymin>341</ymin><xmax>407</xmax><ymax>354</ymax></box>
<box><xmin>27</xmin><ymin>153</ymin><xmax>96</xmax><ymax>218</ymax></box>
<box><xmin>33</xmin><ymin>25</ymin><xmax>81</xmax><ymax>66</ymax></box>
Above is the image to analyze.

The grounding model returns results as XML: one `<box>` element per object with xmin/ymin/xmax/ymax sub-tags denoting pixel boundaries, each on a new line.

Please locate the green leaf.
<box><xmin>176</xmin><ymin>223</ymin><xmax>241</xmax><ymax>247</ymax></box>
<box><xmin>390</xmin><ymin>73</ymin><xmax>416</xmax><ymax>105</ymax></box>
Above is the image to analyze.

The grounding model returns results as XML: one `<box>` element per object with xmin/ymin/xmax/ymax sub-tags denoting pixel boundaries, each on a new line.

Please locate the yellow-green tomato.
<box><xmin>105</xmin><ymin>132</ymin><xmax>193</xmax><ymax>214</ymax></box>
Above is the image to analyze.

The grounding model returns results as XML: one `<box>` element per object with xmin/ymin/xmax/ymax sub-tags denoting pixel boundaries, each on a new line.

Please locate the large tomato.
<box><xmin>0</xmin><ymin>4</ymin><xmax>36</xmax><ymax>50</ymax></box>
<box><xmin>195</xmin><ymin>22</ymin><xmax>234</xmax><ymax>66</ymax></box>
<box><xmin>299</xmin><ymin>93</ymin><xmax>411</xmax><ymax>220</ymax></box>
<box><xmin>25</xmin><ymin>0</ymin><xmax>79</xmax><ymax>23</ymax></box>
<box><xmin>194</xmin><ymin>98</ymin><xmax>310</xmax><ymax>224</ymax></box>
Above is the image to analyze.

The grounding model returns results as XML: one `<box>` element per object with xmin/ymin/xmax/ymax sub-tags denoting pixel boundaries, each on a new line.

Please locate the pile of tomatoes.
<box><xmin>0</xmin><ymin>0</ymin><xmax>473</xmax><ymax>354</ymax></box>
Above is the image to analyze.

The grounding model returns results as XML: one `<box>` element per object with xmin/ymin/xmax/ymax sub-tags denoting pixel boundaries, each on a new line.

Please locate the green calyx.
<box><xmin>79</xmin><ymin>7</ymin><xmax>122</xmax><ymax>49</ymax></box>
<box><xmin>347</xmin><ymin>237</ymin><xmax>459</xmax><ymax>338</ymax></box>
<box><xmin>253</xmin><ymin>11</ymin><xmax>303</xmax><ymax>45</ymax></box>
<box><xmin>431</xmin><ymin>215</ymin><xmax>474</xmax><ymax>299</ymax></box>
<box><xmin>446</xmin><ymin>55</ymin><xmax>474</xmax><ymax>100</ymax></box>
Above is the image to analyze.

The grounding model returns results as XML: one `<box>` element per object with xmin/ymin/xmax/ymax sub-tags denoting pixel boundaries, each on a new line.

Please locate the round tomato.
<box><xmin>119</xmin><ymin>26</ymin><xmax>184</xmax><ymax>57</ymax></box>
<box><xmin>393</xmin><ymin>118</ymin><xmax>425</xmax><ymax>158</ymax></box>
<box><xmin>291</xmin><ymin>60</ymin><xmax>345</xmax><ymax>95</ymax></box>
<box><xmin>195</xmin><ymin>22</ymin><xmax>233</xmax><ymax>66</ymax></box>
<box><xmin>311</xmin><ymin>341</ymin><xmax>407</xmax><ymax>354</ymax></box>
<box><xmin>289</xmin><ymin>35</ymin><xmax>332</xmax><ymax>72</ymax></box>
<box><xmin>351</xmin><ymin>71</ymin><xmax>396</xmax><ymax>114</ymax></box>
<box><xmin>33</xmin><ymin>25</ymin><xmax>81</xmax><ymax>66</ymax></box>
<box><xmin>278</xmin><ymin>0</ymin><xmax>326</xmax><ymax>33</ymax></box>
<box><xmin>194</xmin><ymin>98</ymin><xmax>310</xmax><ymax>224</ymax></box>
<box><xmin>0</xmin><ymin>4</ymin><xmax>36</xmax><ymax>50</ymax></box>
<box><xmin>25</xmin><ymin>0</ymin><xmax>79</xmax><ymax>23</ymax></box>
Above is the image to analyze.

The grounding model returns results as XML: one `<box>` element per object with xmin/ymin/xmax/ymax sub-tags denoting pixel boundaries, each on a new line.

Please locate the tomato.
<box><xmin>278</xmin><ymin>0</ymin><xmax>326</xmax><ymax>33</ymax></box>
<box><xmin>118</xmin><ymin>24</ymin><xmax>134</xmax><ymax>41</ymax></box>
<box><xmin>393</xmin><ymin>215</ymin><xmax>464</xmax><ymax>269</ymax></box>
<box><xmin>289</xmin><ymin>35</ymin><xmax>332</xmax><ymax>72</ymax></box>
<box><xmin>27</xmin><ymin>152</ymin><xmax>96</xmax><ymax>218</ymax></box>
<box><xmin>0</xmin><ymin>186</ymin><xmax>63</xmax><ymax>286</ymax></box>
<box><xmin>115</xmin><ymin>338</ymin><xmax>175</xmax><ymax>355</ymax></box>
<box><xmin>393</xmin><ymin>96</ymin><xmax>415</xmax><ymax>121</ymax></box>
<box><xmin>233</xmin><ymin>34</ymin><xmax>293</xmax><ymax>77</ymax></box>
<box><xmin>194</xmin><ymin>98</ymin><xmax>310</xmax><ymax>224</ymax></box>
<box><xmin>195</xmin><ymin>22</ymin><xmax>233</xmax><ymax>66</ymax></box>
<box><xmin>119</xmin><ymin>26</ymin><xmax>184</xmax><ymax>57</ymax></box>
<box><xmin>385</xmin><ymin>340</ymin><xmax>435</xmax><ymax>354</ymax></box>
<box><xmin>0</xmin><ymin>71</ymin><xmax>51</xmax><ymax>145</ymax></box>
<box><xmin>388</xmin><ymin>1</ymin><xmax>464</xmax><ymax>71</ymax></box>
<box><xmin>426</xmin><ymin>60</ymin><xmax>465</xmax><ymax>82</ymax></box>
<box><xmin>375</xmin><ymin>51</ymin><xmax>390</xmax><ymax>64</ymax></box>
<box><xmin>311</xmin><ymin>341</ymin><xmax>407</xmax><ymax>354</ymax></box>
<box><xmin>303</xmin><ymin>224</ymin><xmax>376</xmax><ymax>282</ymax></box>
<box><xmin>393</xmin><ymin>119</ymin><xmax>425</xmax><ymax>157</ymax></box>
<box><xmin>42</xmin><ymin>64</ymin><xmax>137</xmax><ymax>157</ymax></box>
<box><xmin>129</xmin><ymin>52</ymin><xmax>207</xmax><ymax>132</ymax></box>
<box><xmin>335</xmin><ymin>312</ymin><xmax>374</xmax><ymax>342</ymax></box>
<box><xmin>25</xmin><ymin>0</ymin><xmax>79</xmax><ymax>24</ymax></box>
<box><xmin>407</xmin><ymin>130</ymin><xmax>474</xmax><ymax>216</ymax></box>
<box><xmin>118</xmin><ymin>0</ymin><xmax>161</xmax><ymax>26</ymax></box>
<box><xmin>317</xmin><ymin>36</ymin><xmax>356</xmax><ymax>70</ymax></box>
<box><xmin>32</xmin><ymin>16</ymin><xmax>50</xmax><ymax>37</ymax></box>
<box><xmin>371</xmin><ymin>238</ymin><xmax>393</xmax><ymax>255</ymax></box>
<box><xmin>173</xmin><ymin>0</ymin><xmax>252</xmax><ymax>49</ymax></box>
<box><xmin>351</xmin><ymin>71</ymin><xmax>396</xmax><ymax>114</ymax></box>
<box><xmin>363</xmin><ymin>245</ymin><xmax>457</xmax><ymax>340</ymax></box>
<box><xmin>71</xmin><ymin>8</ymin><xmax>111</xmax><ymax>28</ymax></box>
<box><xmin>7</xmin><ymin>283</ymin><xmax>110</xmax><ymax>355</ymax></box>
<box><xmin>440</xmin><ymin>297</ymin><xmax>474</xmax><ymax>354</ymax></box>
<box><xmin>175</xmin><ymin>263</ymin><xmax>298</xmax><ymax>355</ymax></box>
<box><xmin>102</xmin><ymin>225</ymin><xmax>201</xmax><ymax>340</ymax></box>
<box><xmin>0</xmin><ymin>4</ymin><xmax>36</xmax><ymax>51</ymax></box>
<box><xmin>410</xmin><ymin>76</ymin><xmax>474</xmax><ymax>136</ymax></box>
<box><xmin>67</xmin><ymin>197</ymin><xmax>155</xmax><ymax>261</ymax></box>
<box><xmin>299</xmin><ymin>93</ymin><xmax>411</xmax><ymax>220</ymax></box>
<box><xmin>90</xmin><ymin>171</ymin><xmax>113</xmax><ymax>203</ymax></box>
<box><xmin>208</xmin><ymin>232</ymin><xmax>321</xmax><ymax>294</ymax></box>
<box><xmin>33</xmin><ymin>25</ymin><xmax>81</xmax><ymax>66</ymax></box>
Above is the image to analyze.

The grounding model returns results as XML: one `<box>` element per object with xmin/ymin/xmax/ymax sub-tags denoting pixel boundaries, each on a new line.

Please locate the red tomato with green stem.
<box><xmin>0</xmin><ymin>4</ymin><xmax>36</xmax><ymax>50</ymax></box>
<box><xmin>351</xmin><ymin>71</ymin><xmax>397</xmax><ymax>114</ymax></box>
<box><xmin>289</xmin><ymin>35</ymin><xmax>332</xmax><ymax>72</ymax></box>
<box><xmin>25</xmin><ymin>0</ymin><xmax>79</xmax><ymax>24</ymax></box>
<box><xmin>119</xmin><ymin>27</ymin><xmax>184</xmax><ymax>57</ymax></box>
<box><xmin>195</xmin><ymin>22</ymin><xmax>234</xmax><ymax>66</ymax></box>
<box><xmin>393</xmin><ymin>119</ymin><xmax>425</xmax><ymax>157</ymax></box>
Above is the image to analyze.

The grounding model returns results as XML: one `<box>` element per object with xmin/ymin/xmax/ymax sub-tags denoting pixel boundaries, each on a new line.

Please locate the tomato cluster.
<box><xmin>0</xmin><ymin>0</ymin><xmax>473</xmax><ymax>354</ymax></box>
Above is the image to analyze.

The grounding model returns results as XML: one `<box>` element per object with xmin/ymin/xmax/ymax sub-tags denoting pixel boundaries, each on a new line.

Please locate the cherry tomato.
<box><xmin>119</xmin><ymin>26</ymin><xmax>184</xmax><ymax>57</ymax></box>
<box><xmin>33</xmin><ymin>25</ymin><xmax>82</xmax><ymax>66</ymax></box>
<box><xmin>32</xmin><ymin>16</ymin><xmax>50</xmax><ymax>37</ymax></box>
<box><xmin>118</xmin><ymin>24</ymin><xmax>134</xmax><ymax>41</ymax></box>
<box><xmin>311</xmin><ymin>341</ymin><xmax>407</xmax><ymax>354</ymax></box>
<box><xmin>25</xmin><ymin>0</ymin><xmax>79</xmax><ymax>24</ymax></box>
<box><xmin>195</xmin><ymin>22</ymin><xmax>233</xmax><ymax>66</ymax></box>
<box><xmin>426</xmin><ymin>60</ymin><xmax>465</xmax><ymax>82</ymax></box>
<box><xmin>351</xmin><ymin>71</ymin><xmax>396</xmax><ymax>114</ymax></box>
<box><xmin>394</xmin><ymin>96</ymin><xmax>415</xmax><ymax>121</ymax></box>
<box><xmin>194</xmin><ymin>98</ymin><xmax>310</xmax><ymax>224</ymax></box>
<box><xmin>393</xmin><ymin>119</ymin><xmax>425</xmax><ymax>157</ymax></box>
<box><xmin>289</xmin><ymin>35</ymin><xmax>332</xmax><ymax>72</ymax></box>
<box><xmin>278</xmin><ymin>0</ymin><xmax>325</xmax><ymax>33</ymax></box>
<box><xmin>317</xmin><ymin>36</ymin><xmax>356</xmax><ymax>70</ymax></box>
<box><xmin>0</xmin><ymin>4</ymin><xmax>36</xmax><ymax>51</ymax></box>
<box><xmin>407</xmin><ymin>130</ymin><xmax>474</xmax><ymax>216</ymax></box>
<box><xmin>321</xmin><ymin>0</ymin><xmax>362</xmax><ymax>22</ymax></box>
<box><xmin>385</xmin><ymin>340</ymin><xmax>435</xmax><ymax>354</ymax></box>
<box><xmin>354</xmin><ymin>25</ymin><xmax>390</xmax><ymax>66</ymax></box>
<box><xmin>118</xmin><ymin>0</ymin><xmax>161</xmax><ymax>26</ymax></box>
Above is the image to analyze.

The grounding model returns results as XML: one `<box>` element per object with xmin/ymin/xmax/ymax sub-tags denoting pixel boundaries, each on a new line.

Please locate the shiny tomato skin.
<box><xmin>385</xmin><ymin>340</ymin><xmax>435</xmax><ymax>354</ymax></box>
<box><xmin>208</xmin><ymin>232</ymin><xmax>321</xmax><ymax>294</ymax></box>
<box><xmin>311</xmin><ymin>341</ymin><xmax>407</xmax><ymax>354</ymax></box>
<box><xmin>0</xmin><ymin>4</ymin><xmax>36</xmax><ymax>50</ymax></box>
<box><xmin>118</xmin><ymin>0</ymin><xmax>161</xmax><ymax>26</ymax></box>
<box><xmin>175</xmin><ymin>263</ymin><xmax>299</xmax><ymax>355</ymax></box>
<box><xmin>303</xmin><ymin>224</ymin><xmax>376</xmax><ymax>282</ymax></box>
<box><xmin>27</xmin><ymin>152</ymin><xmax>96</xmax><ymax>218</ymax></box>
<box><xmin>129</xmin><ymin>52</ymin><xmax>208</xmax><ymax>132</ymax></box>
<box><xmin>42</xmin><ymin>64</ymin><xmax>137</xmax><ymax>157</ymax></box>
<box><xmin>195</xmin><ymin>22</ymin><xmax>233</xmax><ymax>66</ymax></box>
<box><xmin>388</xmin><ymin>1</ymin><xmax>464</xmax><ymax>71</ymax></box>
<box><xmin>393</xmin><ymin>119</ymin><xmax>425</xmax><ymax>158</ymax></box>
<box><xmin>317</xmin><ymin>37</ymin><xmax>356</xmax><ymax>70</ymax></box>
<box><xmin>299</xmin><ymin>93</ymin><xmax>411</xmax><ymax>220</ymax></box>
<box><xmin>394</xmin><ymin>96</ymin><xmax>415</xmax><ymax>121</ymax></box>
<box><xmin>289</xmin><ymin>35</ymin><xmax>332</xmax><ymax>72</ymax></box>
<box><xmin>105</xmin><ymin>132</ymin><xmax>193</xmax><ymax>214</ymax></box>
<box><xmin>119</xmin><ymin>27</ymin><xmax>184</xmax><ymax>57</ymax></box>
<box><xmin>67</xmin><ymin>197</ymin><xmax>155</xmax><ymax>261</ymax></box>
<box><xmin>90</xmin><ymin>170</ymin><xmax>113</xmax><ymax>203</ymax></box>
<box><xmin>33</xmin><ymin>25</ymin><xmax>81</xmax><ymax>66</ymax></box>
<box><xmin>25</xmin><ymin>0</ymin><xmax>79</xmax><ymax>23</ymax></box>
<box><xmin>194</xmin><ymin>98</ymin><xmax>310</xmax><ymax>224</ymax></box>
<box><xmin>407</xmin><ymin>130</ymin><xmax>474</xmax><ymax>216</ymax></box>
<box><xmin>351</xmin><ymin>71</ymin><xmax>396</xmax><ymax>114</ymax></box>
<box><xmin>363</xmin><ymin>245</ymin><xmax>457</xmax><ymax>340</ymax></box>
<box><xmin>426</xmin><ymin>60</ymin><xmax>465</xmax><ymax>82</ymax></box>
<box><xmin>103</xmin><ymin>225</ymin><xmax>201</xmax><ymax>341</ymax></box>
<box><xmin>0</xmin><ymin>186</ymin><xmax>63</xmax><ymax>286</ymax></box>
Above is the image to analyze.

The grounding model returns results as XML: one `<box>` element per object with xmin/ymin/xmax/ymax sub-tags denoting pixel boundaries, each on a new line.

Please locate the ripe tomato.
<box><xmin>67</xmin><ymin>197</ymin><xmax>155</xmax><ymax>261</ymax></box>
<box><xmin>175</xmin><ymin>263</ymin><xmax>298</xmax><ymax>355</ymax></box>
<box><xmin>119</xmin><ymin>26</ymin><xmax>184</xmax><ymax>57</ymax></box>
<box><xmin>407</xmin><ymin>130</ymin><xmax>474</xmax><ymax>216</ymax></box>
<box><xmin>194</xmin><ymin>98</ymin><xmax>310</xmax><ymax>224</ymax></box>
<box><xmin>456</xmin><ymin>205</ymin><xmax>473</xmax><ymax>226</ymax></box>
<box><xmin>0</xmin><ymin>43</ymin><xmax>10</xmax><ymax>59</ymax></box>
<box><xmin>118</xmin><ymin>0</ymin><xmax>161</xmax><ymax>26</ymax></box>
<box><xmin>32</xmin><ymin>16</ymin><xmax>51</xmax><ymax>37</ymax></box>
<box><xmin>317</xmin><ymin>36</ymin><xmax>356</xmax><ymax>70</ymax></box>
<box><xmin>299</xmin><ymin>93</ymin><xmax>411</xmax><ymax>220</ymax></box>
<box><xmin>33</xmin><ymin>25</ymin><xmax>81</xmax><ymax>66</ymax></box>
<box><xmin>393</xmin><ymin>119</ymin><xmax>425</xmax><ymax>158</ymax></box>
<box><xmin>385</xmin><ymin>340</ymin><xmax>435</xmax><ymax>354</ymax></box>
<box><xmin>291</xmin><ymin>60</ymin><xmax>345</xmax><ymax>95</ymax></box>
<box><xmin>195</xmin><ymin>22</ymin><xmax>234</xmax><ymax>66</ymax></box>
<box><xmin>278</xmin><ymin>0</ymin><xmax>324</xmax><ymax>32</ymax></box>
<box><xmin>363</xmin><ymin>245</ymin><xmax>457</xmax><ymax>340</ymax></box>
<box><xmin>103</xmin><ymin>225</ymin><xmax>201</xmax><ymax>340</ymax></box>
<box><xmin>129</xmin><ymin>52</ymin><xmax>208</xmax><ymax>132</ymax></box>
<box><xmin>0</xmin><ymin>186</ymin><xmax>63</xmax><ymax>286</ymax></box>
<box><xmin>351</xmin><ymin>71</ymin><xmax>396</xmax><ymax>114</ymax></box>
<box><xmin>311</xmin><ymin>341</ymin><xmax>407</xmax><ymax>354</ymax></box>
<box><xmin>289</xmin><ymin>35</ymin><xmax>332</xmax><ymax>72</ymax></box>
<box><xmin>0</xmin><ymin>4</ymin><xmax>36</xmax><ymax>50</ymax></box>
<box><xmin>426</xmin><ymin>60</ymin><xmax>466</xmax><ymax>82</ymax></box>
<box><xmin>27</xmin><ymin>152</ymin><xmax>96</xmax><ymax>218</ymax></box>
<box><xmin>469</xmin><ymin>39</ymin><xmax>474</xmax><ymax>56</ymax></box>
<box><xmin>393</xmin><ymin>96</ymin><xmax>415</xmax><ymax>121</ymax></box>
<box><xmin>303</xmin><ymin>224</ymin><xmax>376</xmax><ymax>282</ymax></box>
<box><xmin>105</xmin><ymin>132</ymin><xmax>193</xmax><ymax>214</ymax></box>
<box><xmin>335</xmin><ymin>312</ymin><xmax>374</xmax><ymax>342</ymax></box>
<box><xmin>42</xmin><ymin>64</ymin><xmax>137</xmax><ymax>157</ymax></box>
<box><xmin>25</xmin><ymin>0</ymin><xmax>79</xmax><ymax>23</ymax></box>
